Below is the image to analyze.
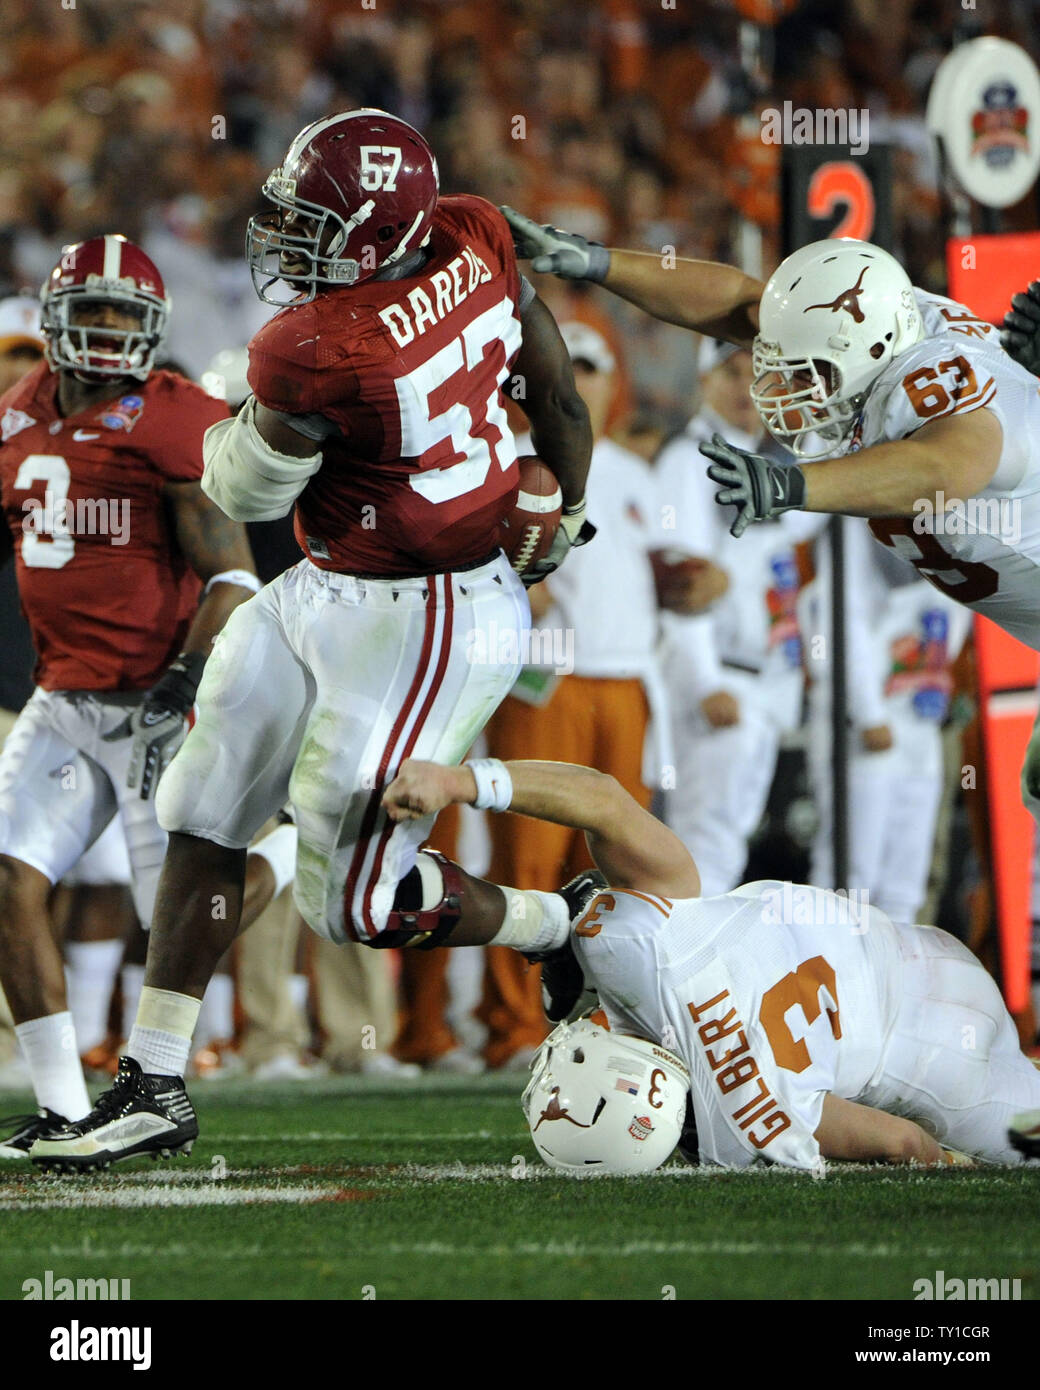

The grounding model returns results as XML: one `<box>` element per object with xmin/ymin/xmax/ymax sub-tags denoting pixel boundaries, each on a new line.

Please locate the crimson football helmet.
<box><xmin>40</xmin><ymin>235</ymin><xmax>171</xmax><ymax>381</ymax></box>
<box><xmin>247</xmin><ymin>109</ymin><xmax>440</xmax><ymax>304</ymax></box>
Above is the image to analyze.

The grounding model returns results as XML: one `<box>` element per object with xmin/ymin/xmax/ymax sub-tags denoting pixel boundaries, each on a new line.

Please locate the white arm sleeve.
<box><xmin>201</xmin><ymin>397</ymin><xmax>322</xmax><ymax>523</ymax></box>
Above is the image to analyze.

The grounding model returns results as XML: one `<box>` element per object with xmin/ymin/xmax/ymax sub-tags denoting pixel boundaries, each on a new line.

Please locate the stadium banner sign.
<box><xmin>948</xmin><ymin>235</ymin><xmax>1040</xmax><ymax>1015</ymax></box>
<box><xmin>927</xmin><ymin>37</ymin><xmax>1040</xmax><ymax>210</ymax></box>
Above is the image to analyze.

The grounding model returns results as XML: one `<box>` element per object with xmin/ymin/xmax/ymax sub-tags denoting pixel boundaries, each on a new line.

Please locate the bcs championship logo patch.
<box><xmin>628</xmin><ymin>1116</ymin><xmax>653</xmax><ymax>1142</ymax></box>
<box><xmin>98</xmin><ymin>394</ymin><xmax>144</xmax><ymax>432</ymax></box>
<box><xmin>971</xmin><ymin>79</ymin><xmax>1029</xmax><ymax>168</ymax></box>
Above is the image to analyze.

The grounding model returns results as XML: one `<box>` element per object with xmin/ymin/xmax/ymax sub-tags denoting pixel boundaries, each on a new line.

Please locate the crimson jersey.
<box><xmin>247</xmin><ymin>195</ymin><xmax>524</xmax><ymax>575</ymax></box>
<box><xmin>0</xmin><ymin>364</ymin><xmax>228</xmax><ymax>690</ymax></box>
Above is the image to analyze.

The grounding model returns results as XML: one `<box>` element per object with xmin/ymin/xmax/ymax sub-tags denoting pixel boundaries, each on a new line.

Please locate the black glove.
<box><xmin>103</xmin><ymin>652</ymin><xmax>206</xmax><ymax>800</ymax></box>
<box><xmin>700</xmin><ymin>432</ymin><xmax>807</xmax><ymax>538</ymax></box>
<box><xmin>499</xmin><ymin>207</ymin><xmax>610</xmax><ymax>283</ymax></box>
<box><xmin>1001</xmin><ymin>279</ymin><xmax>1040</xmax><ymax>378</ymax></box>
<box><xmin>523</xmin><ymin>512</ymin><xmax>597</xmax><ymax>588</ymax></box>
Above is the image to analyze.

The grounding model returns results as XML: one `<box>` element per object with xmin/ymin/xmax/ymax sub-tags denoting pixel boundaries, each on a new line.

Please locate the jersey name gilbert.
<box><xmin>378</xmin><ymin>246</ymin><xmax>496</xmax><ymax>347</ymax></box>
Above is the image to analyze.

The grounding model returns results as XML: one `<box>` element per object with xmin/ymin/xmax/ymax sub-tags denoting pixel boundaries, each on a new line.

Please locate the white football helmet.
<box><xmin>521</xmin><ymin>1017</ymin><xmax>689</xmax><ymax>1175</ymax></box>
<box><xmin>751</xmin><ymin>238</ymin><xmax>923</xmax><ymax>458</ymax></box>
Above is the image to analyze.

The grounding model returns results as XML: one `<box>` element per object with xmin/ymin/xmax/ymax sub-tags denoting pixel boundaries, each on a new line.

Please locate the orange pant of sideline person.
<box><xmin>479</xmin><ymin>675</ymin><xmax>651</xmax><ymax>1067</ymax></box>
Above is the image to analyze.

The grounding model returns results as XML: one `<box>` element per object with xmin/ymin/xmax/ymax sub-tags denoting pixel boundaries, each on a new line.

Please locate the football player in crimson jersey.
<box><xmin>31</xmin><ymin>109</ymin><xmax>596</xmax><ymax>1171</ymax></box>
<box><xmin>0</xmin><ymin>236</ymin><xmax>291</xmax><ymax>1160</ymax></box>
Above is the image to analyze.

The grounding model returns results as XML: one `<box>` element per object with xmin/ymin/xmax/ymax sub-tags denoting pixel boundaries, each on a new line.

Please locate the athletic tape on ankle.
<box><xmin>466</xmin><ymin>758</ymin><xmax>513</xmax><ymax>812</ymax></box>
<box><xmin>135</xmin><ymin>986</ymin><xmax>202</xmax><ymax>1042</ymax></box>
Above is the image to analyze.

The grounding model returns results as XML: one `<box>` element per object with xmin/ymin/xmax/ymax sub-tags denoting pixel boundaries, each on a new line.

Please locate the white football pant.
<box><xmin>157</xmin><ymin>555</ymin><xmax>528</xmax><ymax>944</ymax></box>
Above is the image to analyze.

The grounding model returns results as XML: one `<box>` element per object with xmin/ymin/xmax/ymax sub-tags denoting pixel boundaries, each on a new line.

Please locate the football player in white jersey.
<box><xmin>383</xmin><ymin>755</ymin><xmax>1040</xmax><ymax>1170</ymax></box>
<box><xmin>502</xmin><ymin>212</ymin><xmax>1040</xmax><ymax>815</ymax></box>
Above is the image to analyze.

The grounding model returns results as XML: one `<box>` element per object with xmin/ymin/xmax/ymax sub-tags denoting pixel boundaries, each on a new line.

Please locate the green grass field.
<box><xmin>1</xmin><ymin>1074</ymin><xmax>1037</xmax><ymax>1301</ymax></box>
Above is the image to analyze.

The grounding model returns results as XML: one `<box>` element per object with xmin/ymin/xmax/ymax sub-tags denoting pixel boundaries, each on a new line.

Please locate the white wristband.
<box><xmin>204</xmin><ymin>568</ymin><xmax>262</xmax><ymax>597</ymax></box>
<box><xmin>466</xmin><ymin>758</ymin><xmax>513</xmax><ymax>812</ymax></box>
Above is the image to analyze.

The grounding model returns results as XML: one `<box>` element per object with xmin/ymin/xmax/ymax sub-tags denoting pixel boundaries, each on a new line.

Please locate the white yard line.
<box><xmin>29</xmin><ymin>1235</ymin><xmax>1036</xmax><ymax>1260</ymax></box>
<box><xmin>0</xmin><ymin>1183</ymin><xmax>345</xmax><ymax>1210</ymax></box>
<box><xmin>203</xmin><ymin>1132</ymin><xmax>501</xmax><ymax>1142</ymax></box>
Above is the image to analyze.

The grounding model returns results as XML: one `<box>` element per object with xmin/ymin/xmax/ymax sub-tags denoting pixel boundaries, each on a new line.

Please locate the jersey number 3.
<box><xmin>759</xmin><ymin>955</ymin><xmax>841</xmax><ymax>1074</ymax></box>
<box><xmin>14</xmin><ymin>454</ymin><xmax>75</xmax><ymax>569</ymax></box>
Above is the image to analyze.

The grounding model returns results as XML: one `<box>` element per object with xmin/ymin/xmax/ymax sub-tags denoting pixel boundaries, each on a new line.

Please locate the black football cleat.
<box><xmin>30</xmin><ymin>1057</ymin><xmax>198</xmax><ymax>1173</ymax></box>
<box><xmin>0</xmin><ymin>1109</ymin><xmax>71</xmax><ymax>1160</ymax></box>
<box><xmin>525</xmin><ymin>869</ymin><xmax>607</xmax><ymax>1023</ymax></box>
<box><xmin>556</xmin><ymin>867</ymin><xmax>609</xmax><ymax>923</ymax></box>
<box><xmin>1008</xmin><ymin>1110</ymin><xmax>1040</xmax><ymax>1159</ymax></box>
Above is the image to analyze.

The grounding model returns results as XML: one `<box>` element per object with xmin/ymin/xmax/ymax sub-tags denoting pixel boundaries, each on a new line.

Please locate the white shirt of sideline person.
<box><xmin>515</xmin><ymin>322</ymin><xmax>671</xmax><ymax>787</ymax></box>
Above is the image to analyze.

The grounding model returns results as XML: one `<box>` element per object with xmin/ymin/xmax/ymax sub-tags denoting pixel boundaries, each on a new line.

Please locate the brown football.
<box><xmin>499</xmin><ymin>454</ymin><xmax>563</xmax><ymax>577</ymax></box>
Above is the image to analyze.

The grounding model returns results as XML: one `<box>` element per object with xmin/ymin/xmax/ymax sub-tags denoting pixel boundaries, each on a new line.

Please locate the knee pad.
<box><xmin>364</xmin><ymin>849</ymin><xmax>463</xmax><ymax>950</ymax></box>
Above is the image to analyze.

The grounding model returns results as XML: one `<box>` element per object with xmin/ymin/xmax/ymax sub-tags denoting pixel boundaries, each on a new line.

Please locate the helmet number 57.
<box><xmin>360</xmin><ymin>146</ymin><xmax>402</xmax><ymax>192</ymax></box>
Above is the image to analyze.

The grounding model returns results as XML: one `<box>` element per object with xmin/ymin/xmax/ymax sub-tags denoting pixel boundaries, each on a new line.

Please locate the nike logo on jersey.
<box><xmin>73</xmin><ymin>430</ymin><xmax>101</xmax><ymax>442</ymax></box>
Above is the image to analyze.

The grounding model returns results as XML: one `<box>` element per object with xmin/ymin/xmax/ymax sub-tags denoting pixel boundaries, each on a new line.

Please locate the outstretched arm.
<box><xmin>383</xmin><ymin>758</ymin><xmax>700</xmax><ymax>899</ymax></box>
<box><xmin>602</xmin><ymin>250</ymin><xmax>762</xmax><ymax>346</ymax></box>
<box><xmin>704</xmin><ymin>407</ymin><xmax>1005</xmax><ymax>538</ymax></box>
<box><xmin>501</xmin><ymin>207</ymin><xmax>763</xmax><ymax>346</ymax></box>
<box><xmin>800</xmin><ymin>408</ymin><xmax>1004</xmax><ymax>516</ymax></box>
<box><xmin>815</xmin><ymin>1094</ymin><xmax>972</xmax><ymax>1166</ymax></box>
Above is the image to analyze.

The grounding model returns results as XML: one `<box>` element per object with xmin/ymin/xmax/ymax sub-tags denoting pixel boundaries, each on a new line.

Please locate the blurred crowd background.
<box><xmin>1</xmin><ymin>0</ymin><xmax>1038</xmax><ymax>413</ymax></box>
<box><xmin>2</xmin><ymin>0</ymin><xmax>1039</xmax><ymax>1082</ymax></box>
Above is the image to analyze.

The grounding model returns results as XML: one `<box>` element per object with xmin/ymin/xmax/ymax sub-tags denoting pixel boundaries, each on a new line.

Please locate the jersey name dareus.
<box><xmin>378</xmin><ymin>246</ymin><xmax>494</xmax><ymax>347</ymax></box>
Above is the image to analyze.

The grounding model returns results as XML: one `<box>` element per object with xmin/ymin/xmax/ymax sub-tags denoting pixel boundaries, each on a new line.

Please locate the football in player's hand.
<box><xmin>499</xmin><ymin>455</ymin><xmax>562</xmax><ymax>578</ymax></box>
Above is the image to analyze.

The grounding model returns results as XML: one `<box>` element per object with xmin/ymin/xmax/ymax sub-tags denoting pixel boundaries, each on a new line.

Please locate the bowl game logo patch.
<box><xmin>628</xmin><ymin>1116</ymin><xmax>653</xmax><ymax>1142</ymax></box>
<box><xmin>99</xmin><ymin>395</ymin><xmax>144</xmax><ymax>432</ymax></box>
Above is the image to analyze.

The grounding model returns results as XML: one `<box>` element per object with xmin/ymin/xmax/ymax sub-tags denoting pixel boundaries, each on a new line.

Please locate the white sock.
<box><xmin>127</xmin><ymin>987</ymin><xmax>201</xmax><ymax>1076</ymax></box>
<box><xmin>15</xmin><ymin>1012</ymin><xmax>91</xmax><ymax>1122</ymax></box>
<box><xmin>288</xmin><ymin>972</ymin><xmax>309</xmax><ymax>1018</ymax></box>
<box><xmin>121</xmin><ymin>964</ymin><xmax>146</xmax><ymax>1041</ymax></box>
<box><xmin>194</xmin><ymin>974</ymin><xmax>234</xmax><ymax>1050</ymax></box>
<box><xmin>64</xmin><ymin>939</ymin><xmax>123</xmax><ymax>1053</ymax></box>
<box><xmin>491</xmin><ymin>889</ymin><xmax>571</xmax><ymax>952</ymax></box>
<box><xmin>247</xmin><ymin>823</ymin><xmax>297</xmax><ymax>899</ymax></box>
